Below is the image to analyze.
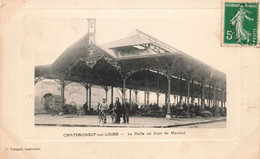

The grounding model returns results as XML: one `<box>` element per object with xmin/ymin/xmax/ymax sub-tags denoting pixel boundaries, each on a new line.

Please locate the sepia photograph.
<box><xmin>1</xmin><ymin>0</ymin><xmax>259</xmax><ymax>159</ymax></box>
<box><xmin>34</xmin><ymin>18</ymin><xmax>227</xmax><ymax>128</ymax></box>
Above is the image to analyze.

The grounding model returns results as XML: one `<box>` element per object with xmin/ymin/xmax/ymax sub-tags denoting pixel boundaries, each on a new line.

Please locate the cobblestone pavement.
<box><xmin>35</xmin><ymin>114</ymin><xmax>226</xmax><ymax>128</ymax></box>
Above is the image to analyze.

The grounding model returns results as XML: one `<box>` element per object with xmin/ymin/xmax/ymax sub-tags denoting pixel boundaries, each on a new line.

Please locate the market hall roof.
<box><xmin>35</xmin><ymin>29</ymin><xmax>226</xmax><ymax>99</ymax></box>
<box><xmin>51</xmin><ymin>34</ymin><xmax>121</xmax><ymax>75</ymax></box>
<box><xmin>102</xmin><ymin>29</ymin><xmax>226</xmax><ymax>87</ymax></box>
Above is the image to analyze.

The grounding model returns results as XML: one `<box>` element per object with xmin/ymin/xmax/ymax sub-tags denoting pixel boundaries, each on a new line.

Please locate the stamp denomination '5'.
<box><xmin>223</xmin><ymin>2</ymin><xmax>259</xmax><ymax>46</ymax></box>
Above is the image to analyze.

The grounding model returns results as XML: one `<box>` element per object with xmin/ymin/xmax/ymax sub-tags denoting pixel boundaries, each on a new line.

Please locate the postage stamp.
<box><xmin>223</xmin><ymin>2</ymin><xmax>259</xmax><ymax>46</ymax></box>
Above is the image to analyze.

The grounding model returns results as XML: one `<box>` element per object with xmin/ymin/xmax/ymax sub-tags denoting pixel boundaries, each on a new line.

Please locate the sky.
<box><xmin>21</xmin><ymin>9</ymin><xmax>241</xmax><ymax>74</ymax></box>
<box><xmin>22</xmin><ymin>8</ymin><xmax>247</xmax><ymax>109</ymax></box>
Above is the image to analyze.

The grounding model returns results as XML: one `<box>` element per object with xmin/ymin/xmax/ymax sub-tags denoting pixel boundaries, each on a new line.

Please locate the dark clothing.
<box><xmin>195</xmin><ymin>105</ymin><xmax>200</xmax><ymax>116</ymax></box>
<box><xmin>122</xmin><ymin>102</ymin><xmax>130</xmax><ymax>113</ymax></box>
<box><xmin>123</xmin><ymin>113</ymin><xmax>129</xmax><ymax>123</ymax></box>
<box><xmin>109</xmin><ymin>103</ymin><xmax>113</xmax><ymax>110</ymax></box>
<box><xmin>183</xmin><ymin>103</ymin><xmax>187</xmax><ymax>111</ymax></box>
<box><xmin>122</xmin><ymin>102</ymin><xmax>130</xmax><ymax>123</ymax></box>
<box><xmin>114</xmin><ymin>101</ymin><xmax>122</xmax><ymax>123</ymax></box>
<box><xmin>83</xmin><ymin>103</ymin><xmax>88</xmax><ymax>115</ymax></box>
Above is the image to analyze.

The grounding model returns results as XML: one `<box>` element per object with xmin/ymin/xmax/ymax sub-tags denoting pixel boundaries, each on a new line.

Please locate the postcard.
<box><xmin>0</xmin><ymin>0</ymin><xmax>259</xmax><ymax>159</ymax></box>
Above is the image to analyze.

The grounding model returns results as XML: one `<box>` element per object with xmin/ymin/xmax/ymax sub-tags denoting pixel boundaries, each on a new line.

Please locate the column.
<box><xmin>179</xmin><ymin>73</ymin><xmax>183</xmax><ymax>104</ymax></box>
<box><xmin>134</xmin><ymin>89</ymin><xmax>138</xmax><ymax>104</ymax></box>
<box><xmin>191</xmin><ymin>78</ymin><xmax>194</xmax><ymax>105</ymax></box>
<box><xmin>156</xmin><ymin>73</ymin><xmax>160</xmax><ymax>106</ymax></box>
<box><xmin>165</xmin><ymin>93</ymin><xmax>167</xmax><ymax>106</ymax></box>
<box><xmin>213</xmin><ymin>86</ymin><xmax>216</xmax><ymax>106</ymax></box>
<box><xmin>129</xmin><ymin>88</ymin><xmax>132</xmax><ymax>104</ymax></box>
<box><xmin>157</xmin><ymin>92</ymin><xmax>160</xmax><ymax>106</ymax></box>
<box><xmin>60</xmin><ymin>77</ymin><xmax>65</xmax><ymax>107</ymax></box>
<box><xmin>201</xmin><ymin>83</ymin><xmax>205</xmax><ymax>109</ymax></box>
<box><xmin>105</xmin><ymin>86</ymin><xmax>108</xmax><ymax>102</ymax></box>
<box><xmin>166</xmin><ymin>75</ymin><xmax>172</xmax><ymax>119</ymax></box>
<box><xmin>223</xmin><ymin>89</ymin><xmax>227</xmax><ymax>107</ymax></box>
<box><xmin>213</xmin><ymin>87</ymin><xmax>218</xmax><ymax>117</ymax></box>
<box><xmin>144</xmin><ymin>90</ymin><xmax>146</xmax><ymax>106</ymax></box>
<box><xmin>89</xmin><ymin>82</ymin><xmax>92</xmax><ymax>111</ymax></box>
<box><xmin>208</xmin><ymin>85</ymin><xmax>211</xmax><ymax>107</ymax></box>
<box><xmin>147</xmin><ymin>88</ymin><xmax>150</xmax><ymax>105</ymax></box>
<box><xmin>187</xmin><ymin>78</ymin><xmax>191</xmax><ymax>112</ymax></box>
<box><xmin>122</xmin><ymin>79</ymin><xmax>126</xmax><ymax>101</ymax></box>
<box><xmin>85</xmin><ymin>84</ymin><xmax>89</xmax><ymax>104</ymax></box>
<box><xmin>144</xmin><ymin>75</ymin><xmax>147</xmax><ymax>106</ymax></box>
<box><xmin>111</xmin><ymin>86</ymin><xmax>114</xmax><ymax>106</ymax></box>
<box><xmin>221</xmin><ymin>89</ymin><xmax>225</xmax><ymax>108</ymax></box>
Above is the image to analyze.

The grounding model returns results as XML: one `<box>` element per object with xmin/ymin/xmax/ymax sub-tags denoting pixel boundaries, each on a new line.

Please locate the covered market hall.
<box><xmin>35</xmin><ymin>19</ymin><xmax>226</xmax><ymax>119</ymax></box>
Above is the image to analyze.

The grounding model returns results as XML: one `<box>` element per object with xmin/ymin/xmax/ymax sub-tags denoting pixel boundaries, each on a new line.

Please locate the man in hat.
<box><xmin>99</xmin><ymin>98</ymin><xmax>108</xmax><ymax>124</ymax></box>
<box><xmin>122</xmin><ymin>98</ymin><xmax>130</xmax><ymax>124</ymax></box>
<box><xmin>114</xmin><ymin>97</ymin><xmax>122</xmax><ymax>124</ymax></box>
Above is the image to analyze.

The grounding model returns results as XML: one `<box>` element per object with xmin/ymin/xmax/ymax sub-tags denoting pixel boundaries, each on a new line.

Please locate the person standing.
<box><xmin>122</xmin><ymin>99</ymin><xmax>130</xmax><ymax>124</ymax></box>
<box><xmin>99</xmin><ymin>98</ymin><xmax>108</xmax><ymax>124</ymax></box>
<box><xmin>114</xmin><ymin>97</ymin><xmax>122</xmax><ymax>124</ymax></box>
<box><xmin>83</xmin><ymin>102</ymin><xmax>88</xmax><ymax>115</ymax></box>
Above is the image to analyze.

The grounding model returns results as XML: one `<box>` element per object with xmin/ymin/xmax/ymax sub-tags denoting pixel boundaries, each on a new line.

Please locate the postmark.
<box><xmin>223</xmin><ymin>2</ymin><xmax>259</xmax><ymax>46</ymax></box>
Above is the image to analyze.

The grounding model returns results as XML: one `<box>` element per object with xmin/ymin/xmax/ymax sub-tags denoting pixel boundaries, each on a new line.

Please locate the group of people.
<box><xmin>97</xmin><ymin>97</ymin><xmax>130</xmax><ymax>124</ymax></box>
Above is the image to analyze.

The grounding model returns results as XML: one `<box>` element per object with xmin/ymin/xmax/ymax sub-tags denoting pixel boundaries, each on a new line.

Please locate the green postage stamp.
<box><xmin>223</xmin><ymin>2</ymin><xmax>259</xmax><ymax>46</ymax></box>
